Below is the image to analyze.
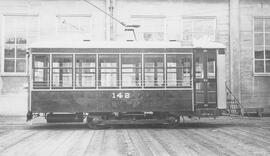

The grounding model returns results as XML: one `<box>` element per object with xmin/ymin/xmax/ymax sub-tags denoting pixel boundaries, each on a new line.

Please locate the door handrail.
<box><xmin>225</xmin><ymin>82</ymin><xmax>243</xmax><ymax>116</ymax></box>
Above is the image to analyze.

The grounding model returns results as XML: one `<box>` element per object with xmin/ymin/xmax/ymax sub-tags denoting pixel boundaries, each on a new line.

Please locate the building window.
<box><xmin>52</xmin><ymin>54</ymin><xmax>73</xmax><ymax>88</ymax></box>
<box><xmin>166</xmin><ymin>54</ymin><xmax>192</xmax><ymax>87</ymax></box>
<box><xmin>144</xmin><ymin>54</ymin><xmax>164</xmax><ymax>87</ymax></box>
<box><xmin>254</xmin><ymin>17</ymin><xmax>270</xmax><ymax>74</ymax></box>
<box><xmin>131</xmin><ymin>16</ymin><xmax>165</xmax><ymax>41</ymax></box>
<box><xmin>3</xmin><ymin>15</ymin><xmax>39</xmax><ymax>73</ymax></box>
<box><xmin>57</xmin><ymin>15</ymin><xmax>91</xmax><ymax>34</ymax></box>
<box><xmin>182</xmin><ymin>17</ymin><xmax>216</xmax><ymax>42</ymax></box>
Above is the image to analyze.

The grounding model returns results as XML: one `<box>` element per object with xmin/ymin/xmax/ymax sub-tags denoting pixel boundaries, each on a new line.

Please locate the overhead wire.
<box><xmin>83</xmin><ymin>0</ymin><xmax>127</xmax><ymax>27</ymax></box>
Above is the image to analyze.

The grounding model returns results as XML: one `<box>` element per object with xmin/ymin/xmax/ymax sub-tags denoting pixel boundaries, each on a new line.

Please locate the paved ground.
<box><xmin>0</xmin><ymin>115</ymin><xmax>270</xmax><ymax>156</ymax></box>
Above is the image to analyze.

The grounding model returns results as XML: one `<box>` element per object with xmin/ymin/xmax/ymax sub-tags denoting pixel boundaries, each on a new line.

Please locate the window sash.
<box><xmin>57</xmin><ymin>15</ymin><xmax>91</xmax><ymax>33</ymax></box>
<box><xmin>182</xmin><ymin>18</ymin><xmax>216</xmax><ymax>42</ymax></box>
<box><xmin>75</xmin><ymin>70</ymin><xmax>95</xmax><ymax>88</ymax></box>
<box><xmin>144</xmin><ymin>54</ymin><xmax>164</xmax><ymax>87</ymax></box>
<box><xmin>33</xmin><ymin>68</ymin><xmax>50</xmax><ymax>89</ymax></box>
<box><xmin>52</xmin><ymin>68</ymin><xmax>73</xmax><ymax>88</ymax></box>
<box><xmin>32</xmin><ymin>54</ymin><xmax>50</xmax><ymax>89</ymax></box>
<box><xmin>3</xmin><ymin>15</ymin><xmax>39</xmax><ymax>74</ymax></box>
<box><xmin>75</xmin><ymin>54</ymin><xmax>96</xmax><ymax>88</ymax></box>
<box><xmin>132</xmin><ymin>17</ymin><xmax>165</xmax><ymax>41</ymax></box>
<box><xmin>51</xmin><ymin>54</ymin><xmax>73</xmax><ymax>88</ymax></box>
<box><xmin>166</xmin><ymin>54</ymin><xmax>192</xmax><ymax>87</ymax></box>
<box><xmin>31</xmin><ymin>53</ymin><xmax>193</xmax><ymax>89</ymax></box>
<box><xmin>121</xmin><ymin>54</ymin><xmax>142</xmax><ymax>88</ymax></box>
<box><xmin>98</xmin><ymin>54</ymin><xmax>119</xmax><ymax>88</ymax></box>
<box><xmin>254</xmin><ymin>17</ymin><xmax>270</xmax><ymax>74</ymax></box>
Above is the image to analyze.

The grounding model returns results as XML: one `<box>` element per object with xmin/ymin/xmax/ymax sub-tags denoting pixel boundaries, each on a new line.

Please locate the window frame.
<box><xmin>121</xmin><ymin>54</ymin><xmax>142</xmax><ymax>88</ymax></box>
<box><xmin>32</xmin><ymin>54</ymin><xmax>50</xmax><ymax>89</ymax></box>
<box><xmin>56</xmin><ymin>14</ymin><xmax>92</xmax><ymax>35</ymax></box>
<box><xmin>130</xmin><ymin>15</ymin><xmax>166</xmax><ymax>41</ymax></box>
<box><xmin>1</xmin><ymin>14</ymin><xmax>40</xmax><ymax>76</ymax></box>
<box><xmin>30</xmin><ymin>52</ymin><xmax>194</xmax><ymax>90</ymax></box>
<box><xmin>143</xmin><ymin>54</ymin><xmax>165</xmax><ymax>88</ymax></box>
<box><xmin>51</xmin><ymin>54</ymin><xmax>74</xmax><ymax>89</ymax></box>
<box><xmin>98</xmin><ymin>54</ymin><xmax>119</xmax><ymax>88</ymax></box>
<box><xmin>181</xmin><ymin>16</ymin><xmax>216</xmax><ymax>42</ymax></box>
<box><xmin>166</xmin><ymin>54</ymin><xmax>193</xmax><ymax>88</ymax></box>
<box><xmin>75</xmin><ymin>54</ymin><xmax>96</xmax><ymax>89</ymax></box>
<box><xmin>253</xmin><ymin>17</ymin><xmax>270</xmax><ymax>76</ymax></box>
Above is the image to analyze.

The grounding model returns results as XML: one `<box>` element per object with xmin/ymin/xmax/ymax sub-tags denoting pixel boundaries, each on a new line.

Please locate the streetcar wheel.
<box><xmin>87</xmin><ymin>121</ymin><xmax>97</xmax><ymax>129</ymax></box>
<box><xmin>86</xmin><ymin>116</ymin><xmax>102</xmax><ymax>129</ymax></box>
<box><xmin>166</xmin><ymin>116</ymin><xmax>179</xmax><ymax>128</ymax></box>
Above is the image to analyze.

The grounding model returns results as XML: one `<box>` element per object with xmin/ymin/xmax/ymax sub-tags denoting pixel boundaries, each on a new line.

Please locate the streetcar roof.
<box><xmin>29</xmin><ymin>41</ymin><xmax>226</xmax><ymax>49</ymax></box>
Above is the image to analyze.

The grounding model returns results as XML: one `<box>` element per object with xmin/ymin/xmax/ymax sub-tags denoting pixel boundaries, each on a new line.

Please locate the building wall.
<box><xmin>114</xmin><ymin>0</ymin><xmax>230</xmax><ymax>89</ymax></box>
<box><xmin>114</xmin><ymin>0</ymin><xmax>229</xmax><ymax>43</ymax></box>
<box><xmin>0</xmin><ymin>0</ymin><xmax>107</xmax><ymax>115</ymax></box>
<box><xmin>0</xmin><ymin>0</ymin><xmax>231</xmax><ymax>115</ymax></box>
<box><xmin>239</xmin><ymin>0</ymin><xmax>270</xmax><ymax>111</ymax></box>
<box><xmin>1</xmin><ymin>0</ymin><xmax>268</xmax><ymax>115</ymax></box>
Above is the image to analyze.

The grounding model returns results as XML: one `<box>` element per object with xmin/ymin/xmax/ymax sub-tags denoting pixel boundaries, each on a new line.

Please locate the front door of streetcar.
<box><xmin>194</xmin><ymin>50</ymin><xmax>217</xmax><ymax>113</ymax></box>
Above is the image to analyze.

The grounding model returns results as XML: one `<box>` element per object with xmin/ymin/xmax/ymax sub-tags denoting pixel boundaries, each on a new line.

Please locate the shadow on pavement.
<box><xmin>1</xmin><ymin>115</ymin><xmax>266</xmax><ymax>130</ymax></box>
<box><xmin>26</xmin><ymin>122</ymin><xmax>248</xmax><ymax>131</ymax></box>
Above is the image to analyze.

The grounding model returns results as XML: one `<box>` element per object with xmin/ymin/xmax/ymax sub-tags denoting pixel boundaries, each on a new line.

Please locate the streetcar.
<box><xmin>26</xmin><ymin>41</ymin><xmax>226</xmax><ymax>128</ymax></box>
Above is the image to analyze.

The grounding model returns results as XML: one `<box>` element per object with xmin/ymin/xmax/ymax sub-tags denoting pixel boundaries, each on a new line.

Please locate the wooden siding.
<box><xmin>31</xmin><ymin>90</ymin><xmax>193</xmax><ymax>113</ymax></box>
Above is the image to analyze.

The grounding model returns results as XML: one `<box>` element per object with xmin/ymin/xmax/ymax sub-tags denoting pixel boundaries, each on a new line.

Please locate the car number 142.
<box><xmin>112</xmin><ymin>92</ymin><xmax>130</xmax><ymax>99</ymax></box>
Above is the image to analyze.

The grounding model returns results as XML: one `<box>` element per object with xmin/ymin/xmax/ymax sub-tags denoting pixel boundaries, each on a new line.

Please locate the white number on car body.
<box><xmin>112</xmin><ymin>92</ymin><xmax>130</xmax><ymax>99</ymax></box>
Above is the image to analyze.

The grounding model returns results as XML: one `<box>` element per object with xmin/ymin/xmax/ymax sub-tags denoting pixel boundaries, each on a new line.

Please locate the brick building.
<box><xmin>0</xmin><ymin>0</ymin><xmax>269</xmax><ymax>115</ymax></box>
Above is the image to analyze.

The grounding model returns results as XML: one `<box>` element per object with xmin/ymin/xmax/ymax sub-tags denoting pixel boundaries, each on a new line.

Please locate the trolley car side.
<box><xmin>26</xmin><ymin>42</ymin><xmax>226</xmax><ymax>127</ymax></box>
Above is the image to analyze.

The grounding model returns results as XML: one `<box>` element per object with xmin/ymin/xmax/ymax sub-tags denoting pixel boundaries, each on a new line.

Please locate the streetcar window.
<box><xmin>52</xmin><ymin>54</ymin><xmax>73</xmax><ymax>88</ymax></box>
<box><xmin>207</xmin><ymin>53</ymin><xmax>216</xmax><ymax>79</ymax></box>
<box><xmin>166</xmin><ymin>54</ymin><xmax>192</xmax><ymax>87</ymax></box>
<box><xmin>75</xmin><ymin>54</ymin><xmax>96</xmax><ymax>88</ymax></box>
<box><xmin>33</xmin><ymin>54</ymin><xmax>50</xmax><ymax>89</ymax></box>
<box><xmin>208</xmin><ymin>82</ymin><xmax>217</xmax><ymax>103</ymax></box>
<box><xmin>195</xmin><ymin>54</ymin><xmax>204</xmax><ymax>79</ymax></box>
<box><xmin>99</xmin><ymin>54</ymin><xmax>119</xmax><ymax>87</ymax></box>
<box><xmin>121</xmin><ymin>54</ymin><xmax>142</xmax><ymax>87</ymax></box>
<box><xmin>144</xmin><ymin>54</ymin><xmax>164</xmax><ymax>87</ymax></box>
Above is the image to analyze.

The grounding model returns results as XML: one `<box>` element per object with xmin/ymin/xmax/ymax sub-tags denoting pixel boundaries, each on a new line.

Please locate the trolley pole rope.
<box><xmin>83</xmin><ymin>0</ymin><xmax>127</xmax><ymax>27</ymax></box>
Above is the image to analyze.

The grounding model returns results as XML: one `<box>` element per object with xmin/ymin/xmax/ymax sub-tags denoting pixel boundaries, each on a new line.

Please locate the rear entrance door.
<box><xmin>194</xmin><ymin>49</ymin><xmax>217</xmax><ymax>114</ymax></box>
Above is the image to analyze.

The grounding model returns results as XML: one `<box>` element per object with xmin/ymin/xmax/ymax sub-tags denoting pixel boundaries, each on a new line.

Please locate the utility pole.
<box><xmin>109</xmin><ymin>0</ymin><xmax>115</xmax><ymax>40</ymax></box>
<box><xmin>84</xmin><ymin>0</ymin><xmax>140</xmax><ymax>41</ymax></box>
<box><xmin>229</xmin><ymin>0</ymin><xmax>241</xmax><ymax>102</ymax></box>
